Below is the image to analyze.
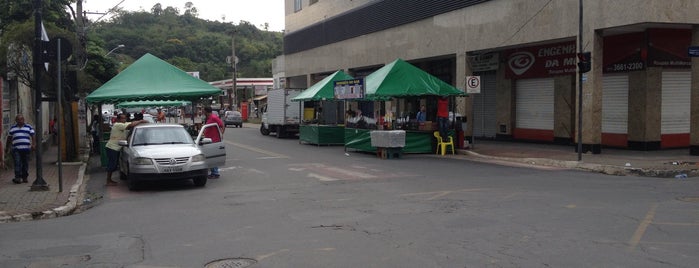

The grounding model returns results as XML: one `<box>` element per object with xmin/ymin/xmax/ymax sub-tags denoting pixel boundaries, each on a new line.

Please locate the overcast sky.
<box><xmin>79</xmin><ymin>0</ymin><xmax>285</xmax><ymax>32</ymax></box>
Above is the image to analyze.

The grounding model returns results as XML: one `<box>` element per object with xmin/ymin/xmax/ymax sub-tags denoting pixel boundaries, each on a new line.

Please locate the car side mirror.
<box><xmin>200</xmin><ymin>138</ymin><xmax>213</xmax><ymax>145</ymax></box>
<box><xmin>118</xmin><ymin>140</ymin><xmax>128</xmax><ymax>146</ymax></box>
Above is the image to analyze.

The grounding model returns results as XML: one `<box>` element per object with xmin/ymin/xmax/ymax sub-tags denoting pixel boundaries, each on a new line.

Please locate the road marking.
<box><xmin>324</xmin><ymin>166</ymin><xmax>377</xmax><ymax>179</ymax></box>
<box><xmin>627</xmin><ymin>203</ymin><xmax>658</xmax><ymax>252</ymax></box>
<box><xmin>399</xmin><ymin>188</ymin><xmax>487</xmax><ymax>200</ymax></box>
<box><xmin>289</xmin><ymin>163</ymin><xmax>415</xmax><ymax>181</ymax></box>
<box><xmin>651</xmin><ymin>222</ymin><xmax>699</xmax><ymax>226</ymax></box>
<box><xmin>225</xmin><ymin>141</ymin><xmax>288</xmax><ymax>158</ymax></box>
<box><xmin>256</xmin><ymin>249</ymin><xmax>290</xmax><ymax>261</ymax></box>
<box><xmin>308</xmin><ymin>173</ymin><xmax>339</xmax><ymax>181</ymax></box>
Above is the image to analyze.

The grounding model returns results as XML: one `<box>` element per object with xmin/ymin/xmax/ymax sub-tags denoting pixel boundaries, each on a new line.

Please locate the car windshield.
<box><xmin>227</xmin><ymin>111</ymin><xmax>241</xmax><ymax>118</ymax></box>
<box><xmin>131</xmin><ymin>127</ymin><xmax>194</xmax><ymax>146</ymax></box>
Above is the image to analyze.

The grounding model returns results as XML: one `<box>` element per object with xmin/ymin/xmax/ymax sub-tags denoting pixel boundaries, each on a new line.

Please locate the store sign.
<box><xmin>465</xmin><ymin>76</ymin><xmax>481</xmax><ymax>94</ymax></box>
<box><xmin>470</xmin><ymin>53</ymin><xmax>499</xmax><ymax>72</ymax></box>
<box><xmin>689</xmin><ymin>46</ymin><xmax>699</xmax><ymax>57</ymax></box>
<box><xmin>505</xmin><ymin>41</ymin><xmax>577</xmax><ymax>79</ymax></box>
<box><xmin>647</xmin><ymin>28</ymin><xmax>691</xmax><ymax>68</ymax></box>
<box><xmin>603</xmin><ymin>32</ymin><xmax>645</xmax><ymax>73</ymax></box>
<box><xmin>334</xmin><ymin>79</ymin><xmax>364</xmax><ymax>100</ymax></box>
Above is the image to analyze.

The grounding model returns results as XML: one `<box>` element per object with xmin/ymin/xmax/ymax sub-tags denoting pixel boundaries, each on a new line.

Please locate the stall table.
<box><xmin>345</xmin><ymin>128</ymin><xmax>435</xmax><ymax>154</ymax></box>
<box><xmin>370</xmin><ymin>130</ymin><xmax>406</xmax><ymax>159</ymax></box>
<box><xmin>299</xmin><ymin>125</ymin><xmax>345</xmax><ymax>145</ymax></box>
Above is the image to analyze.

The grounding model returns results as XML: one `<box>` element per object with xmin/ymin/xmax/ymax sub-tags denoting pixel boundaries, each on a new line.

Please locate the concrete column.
<box><xmin>496</xmin><ymin>64</ymin><xmax>513</xmax><ymax>138</ymax></box>
<box><xmin>579</xmin><ymin>30</ymin><xmax>603</xmax><ymax>153</ymax></box>
<box><xmin>456</xmin><ymin>52</ymin><xmax>473</xmax><ymax>137</ymax></box>
<box><xmin>690</xmin><ymin>25</ymin><xmax>699</xmax><ymax>155</ymax></box>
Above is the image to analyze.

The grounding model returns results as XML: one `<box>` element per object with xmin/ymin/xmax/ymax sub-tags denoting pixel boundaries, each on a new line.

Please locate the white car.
<box><xmin>118</xmin><ymin>123</ymin><xmax>226</xmax><ymax>190</ymax></box>
<box><xmin>142</xmin><ymin>114</ymin><xmax>156</xmax><ymax>123</ymax></box>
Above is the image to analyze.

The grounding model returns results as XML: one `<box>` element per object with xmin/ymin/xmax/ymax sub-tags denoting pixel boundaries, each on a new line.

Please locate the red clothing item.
<box><xmin>437</xmin><ymin>97</ymin><xmax>449</xmax><ymax>118</ymax></box>
<box><xmin>204</xmin><ymin>114</ymin><xmax>224</xmax><ymax>142</ymax></box>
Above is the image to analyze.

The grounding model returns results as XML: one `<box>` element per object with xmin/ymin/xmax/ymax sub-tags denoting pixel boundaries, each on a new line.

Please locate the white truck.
<box><xmin>260</xmin><ymin>88</ymin><xmax>302</xmax><ymax>138</ymax></box>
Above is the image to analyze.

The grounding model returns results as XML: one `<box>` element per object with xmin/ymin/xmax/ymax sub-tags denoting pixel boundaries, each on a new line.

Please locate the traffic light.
<box><xmin>577</xmin><ymin>52</ymin><xmax>591</xmax><ymax>73</ymax></box>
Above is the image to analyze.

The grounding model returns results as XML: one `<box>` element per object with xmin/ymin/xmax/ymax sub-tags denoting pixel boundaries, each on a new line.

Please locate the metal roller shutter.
<box><xmin>472</xmin><ymin>72</ymin><xmax>496</xmax><ymax>138</ymax></box>
<box><xmin>661</xmin><ymin>71</ymin><xmax>690</xmax><ymax>134</ymax></box>
<box><xmin>602</xmin><ymin>75</ymin><xmax>629</xmax><ymax>134</ymax></box>
<box><xmin>515</xmin><ymin>78</ymin><xmax>554</xmax><ymax>130</ymax></box>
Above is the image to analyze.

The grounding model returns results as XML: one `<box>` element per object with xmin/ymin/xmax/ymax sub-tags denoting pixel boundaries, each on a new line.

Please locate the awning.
<box><xmin>253</xmin><ymin>95</ymin><xmax>267</xmax><ymax>101</ymax></box>
<box><xmin>364</xmin><ymin>58</ymin><xmax>466</xmax><ymax>100</ymax></box>
<box><xmin>86</xmin><ymin>53</ymin><xmax>222</xmax><ymax>104</ymax></box>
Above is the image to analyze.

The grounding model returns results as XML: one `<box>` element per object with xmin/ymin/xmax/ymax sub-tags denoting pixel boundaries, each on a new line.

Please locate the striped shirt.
<box><xmin>8</xmin><ymin>123</ymin><xmax>35</xmax><ymax>151</ymax></box>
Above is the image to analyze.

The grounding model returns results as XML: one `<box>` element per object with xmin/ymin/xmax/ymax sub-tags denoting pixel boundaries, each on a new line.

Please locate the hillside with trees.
<box><xmin>0</xmin><ymin>0</ymin><xmax>282</xmax><ymax>161</ymax></box>
<box><xmin>92</xmin><ymin>3</ymin><xmax>283</xmax><ymax>82</ymax></box>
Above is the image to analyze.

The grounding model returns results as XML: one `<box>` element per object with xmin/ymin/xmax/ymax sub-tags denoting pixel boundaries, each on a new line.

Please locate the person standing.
<box><xmin>5</xmin><ymin>114</ymin><xmax>35</xmax><ymax>184</ymax></box>
<box><xmin>437</xmin><ymin>96</ymin><xmax>449</xmax><ymax>139</ymax></box>
<box><xmin>203</xmin><ymin>107</ymin><xmax>224</xmax><ymax>179</ymax></box>
<box><xmin>416</xmin><ymin>105</ymin><xmax>427</xmax><ymax>122</ymax></box>
<box><xmin>49</xmin><ymin>116</ymin><xmax>57</xmax><ymax>145</ymax></box>
<box><xmin>104</xmin><ymin>113</ymin><xmax>147</xmax><ymax>186</ymax></box>
<box><xmin>156</xmin><ymin>108</ymin><xmax>166</xmax><ymax>123</ymax></box>
<box><xmin>89</xmin><ymin>114</ymin><xmax>101</xmax><ymax>154</ymax></box>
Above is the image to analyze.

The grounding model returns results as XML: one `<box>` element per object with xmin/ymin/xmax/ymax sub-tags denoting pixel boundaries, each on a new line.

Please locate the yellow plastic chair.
<box><xmin>433</xmin><ymin>131</ymin><xmax>455</xmax><ymax>155</ymax></box>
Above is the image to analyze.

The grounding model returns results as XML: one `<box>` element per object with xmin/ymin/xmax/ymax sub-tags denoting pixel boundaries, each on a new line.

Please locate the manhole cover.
<box><xmin>205</xmin><ymin>258</ymin><xmax>257</xmax><ymax>268</ymax></box>
<box><xmin>677</xmin><ymin>196</ymin><xmax>699</xmax><ymax>203</ymax></box>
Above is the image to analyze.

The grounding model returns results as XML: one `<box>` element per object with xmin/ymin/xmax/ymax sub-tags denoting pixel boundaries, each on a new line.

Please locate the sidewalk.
<box><xmin>2</xmin><ymin>133</ymin><xmax>698</xmax><ymax>223</ymax></box>
<box><xmin>0</xmin><ymin>144</ymin><xmax>87</xmax><ymax>223</ymax></box>
<box><xmin>462</xmin><ymin>139</ymin><xmax>699</xmax><ymax>178</ymax></box>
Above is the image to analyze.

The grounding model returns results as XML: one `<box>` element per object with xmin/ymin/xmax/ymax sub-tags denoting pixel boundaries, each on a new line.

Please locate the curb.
<box><xmin>0</xmin><ymin>153</ymin><xmax>89</xmax><ymax>223</ymax></box>
<box><xmin>461</xmin><ymin>150</ymin><xmax>696</xmax><ymax>178</ymax></box>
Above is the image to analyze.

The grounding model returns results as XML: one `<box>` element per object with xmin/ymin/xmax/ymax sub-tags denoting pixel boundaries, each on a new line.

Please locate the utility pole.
<box><xmin>31</xmin><ymin>0</ymin><xmax>49</xmax><ymax>191</ymax></box>
<box><xmin>230</xmin><ymin>33</ymin><xmax>237</xmax><ymax>110</ymax></box>
<box><xmin>576</xmin><ymin>0</ymin><xmax>584</xmax><ymax>161</ymax></box>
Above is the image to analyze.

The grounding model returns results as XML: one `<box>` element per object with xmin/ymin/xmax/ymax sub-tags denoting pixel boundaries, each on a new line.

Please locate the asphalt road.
<box><xmin>1</xmin><ymin>125</ymin><xmax>698</xmax><ymax>267</ymax></box>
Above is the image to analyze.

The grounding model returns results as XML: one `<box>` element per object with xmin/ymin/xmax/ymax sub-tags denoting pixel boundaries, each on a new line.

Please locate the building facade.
<box><xmin>282</xmin><ymin>0</ymin><xmax>699</xmax><ymax>154</ymax></box>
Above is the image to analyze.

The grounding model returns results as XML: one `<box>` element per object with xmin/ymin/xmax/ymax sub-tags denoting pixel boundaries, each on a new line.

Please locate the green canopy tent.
<box><xmin>291</xmin><ymin>70</ymin><xmax>355</xmax><ymax>145</ymax></box>
<box><xmin>346</xmin><ymin>58</ymin><xmax>466</xmax><ymax>154</ymax></box>
<box><xmin>86</xmin><ymin>53</ymin><xmax>222</xmax><ymax>104</ymax></box>
<box><xmin>364</xmin><ymin>58</ymin><xmax>465</xmax><ymax>100</ymax></box>
<box><xmin>291</xmin><ymin>70</ymin><xmax>355</xmax><ymax>102</ymax></box>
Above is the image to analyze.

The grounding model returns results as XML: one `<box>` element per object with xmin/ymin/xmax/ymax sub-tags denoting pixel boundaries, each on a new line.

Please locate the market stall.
<box><xmin>344</xmin><ymin>58</ymin><xmax>465</xmax><ymax>154</ymax></box>
<box><xmin>291</xmin><ymin>70</ymin><xmax>355</xmax><ymax>145</ymax></box>
<box><xmin>86</xmin><ymin>53</ymin><xmax>222</xmax><ymax>166</ymax></box>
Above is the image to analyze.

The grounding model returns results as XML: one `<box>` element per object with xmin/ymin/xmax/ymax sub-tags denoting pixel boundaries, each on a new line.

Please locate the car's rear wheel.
<box><xmin>193</xmin><ymin>175</ymin><xmax>207</xmax><ymax>187</ymax></box>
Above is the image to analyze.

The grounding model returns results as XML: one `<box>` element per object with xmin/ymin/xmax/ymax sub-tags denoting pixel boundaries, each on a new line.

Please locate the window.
<box><xmin>294</xmin><ymin>0</ymin><xmax>302</xmax><ymax>12</ymax></box>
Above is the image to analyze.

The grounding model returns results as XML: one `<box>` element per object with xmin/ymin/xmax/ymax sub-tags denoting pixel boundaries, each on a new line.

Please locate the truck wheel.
<box><xmin>260</xmin><ymin>124</ymin><xmax>270</xmax><ymax>135</ymax></box>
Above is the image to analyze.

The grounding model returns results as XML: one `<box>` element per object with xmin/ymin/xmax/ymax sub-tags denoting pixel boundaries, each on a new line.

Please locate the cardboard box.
<box><xmin>418</xmin><ymin>121</ymin><xmax>436</xmax><ymax>131</ymax></box>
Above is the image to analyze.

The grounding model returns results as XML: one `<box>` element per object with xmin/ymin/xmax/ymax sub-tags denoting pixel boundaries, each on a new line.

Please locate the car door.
<box><xmin>195</xmin><ymin>123</ymin><xmax>226</xmax><ymax>168</ymax></box>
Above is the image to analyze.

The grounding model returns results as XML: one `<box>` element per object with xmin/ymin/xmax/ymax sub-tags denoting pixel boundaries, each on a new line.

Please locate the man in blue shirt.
<box><xmin>416</xmin><ymin>105</ymin><xmax>426</xmax><ymax>122</ymax></box>
<box><xmin>5</xmin><ymin>114</ymin><xmax>35</xmax><ymax>184</ymax></box>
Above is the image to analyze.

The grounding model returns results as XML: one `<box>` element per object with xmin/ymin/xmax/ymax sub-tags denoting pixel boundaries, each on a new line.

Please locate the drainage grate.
<box><xmin>205</xmin><ymin>258</ymin><xmax>257</xmax><ymax>268</ymax></box>
<box><xmin>677</xmin><ymin>196</ymin><xmax>699</xmax><ymax>203</ymax></box>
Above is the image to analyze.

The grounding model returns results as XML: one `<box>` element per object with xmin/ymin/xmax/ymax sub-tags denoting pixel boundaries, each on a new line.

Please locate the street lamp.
<box><xmin>105</xmin><ymin>44</ymin><xmax>125</xmax><ymax>56</ymax></box>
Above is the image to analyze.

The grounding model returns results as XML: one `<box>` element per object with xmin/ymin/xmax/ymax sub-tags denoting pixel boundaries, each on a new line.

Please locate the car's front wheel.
<box><xmin>193</xmin><ymin>175</ymin><xmax>207</xmax><ymax>187</ymax></box>
<box><xmin>127</xmin><ymin>177</ymin><xmax>139</xmax><ymax>191</ymax></box>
